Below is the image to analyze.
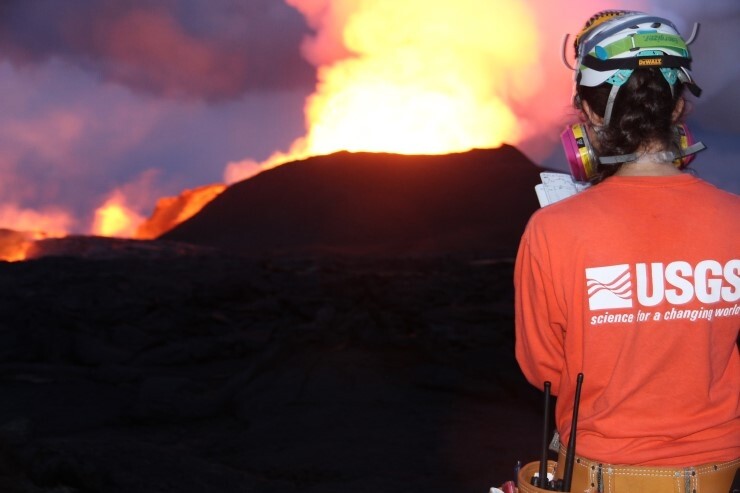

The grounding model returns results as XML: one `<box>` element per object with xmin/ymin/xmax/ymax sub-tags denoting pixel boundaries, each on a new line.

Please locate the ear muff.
<box><xmin>561</xmin><ymin>122</ymin><xmax>703</xmax><ymax>181</ymax></box>
<box><xmin>560</xmin><ymin>123</ymin><xmax>597</xmax><ymax>182</ymax></box>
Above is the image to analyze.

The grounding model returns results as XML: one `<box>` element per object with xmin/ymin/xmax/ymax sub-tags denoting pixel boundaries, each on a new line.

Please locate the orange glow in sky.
<box><xmin>226</xmin><ymin>0</ymin><xmax>541</xmax><ymax>181</ymax></box>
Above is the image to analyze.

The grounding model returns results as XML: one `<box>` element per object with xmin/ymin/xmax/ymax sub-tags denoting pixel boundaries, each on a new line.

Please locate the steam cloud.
<box><xmin>0</xmin><ymin>0</ymin><xmax>314</xmax><ymax>100</ymax></box>
<box><xmin>0</xmin><ymin>0</ymin><xmax>737</xmax><ymax>238</ymax></box>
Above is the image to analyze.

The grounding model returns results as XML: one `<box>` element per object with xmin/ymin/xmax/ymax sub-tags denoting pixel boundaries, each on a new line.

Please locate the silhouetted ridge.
<box><xmin>161</xmin><ymin>145</ymin><xmax>542</xmax><ymax>257</ymax></box>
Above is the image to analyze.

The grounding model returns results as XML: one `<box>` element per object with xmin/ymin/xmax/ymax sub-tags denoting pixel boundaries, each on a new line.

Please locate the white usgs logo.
<box><xmin>587</xmin><ymin>259</ymin><xmax>740</xmax><ymax>310</ymax></box>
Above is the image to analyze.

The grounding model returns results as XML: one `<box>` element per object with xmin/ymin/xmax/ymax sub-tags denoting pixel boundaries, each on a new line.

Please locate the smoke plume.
<box><xmin>0</xmin><ymin>0</ymin><xmax>737</xmax><ymax>247</ymax></box>
<box><xmin>0</xmin><ymin>0</ymin><xmax>314</xmax><ymax>100</ymax></box>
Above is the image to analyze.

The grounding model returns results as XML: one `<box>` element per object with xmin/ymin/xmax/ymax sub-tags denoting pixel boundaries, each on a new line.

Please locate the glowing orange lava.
<box><xmin>135</xmin><ymin>184</ymin><xmax>226</xmax><ymax>239</ymax></box>
<box><xmin>92</xmin><ymin>190</ymin><xmax>145</xmax><ymax>238</ymax></box>
<box><xmin>0</xmin><ymin>230</ymin><xmax>48</xmax><ymax>262</ymax></box>
<box><xmin>0</xmin><ymin>205</ymin><xmax>71</xmax><ymax>262</ymax></box>
<box><xmin>2</xmin><ymin>1</ymin><xmax>558</xmax><ymax>245</ymax></box>
<box><xmin>227</xmin><ymin>0</ymin><xmax>540</xmax><ymax>182</ymax></box>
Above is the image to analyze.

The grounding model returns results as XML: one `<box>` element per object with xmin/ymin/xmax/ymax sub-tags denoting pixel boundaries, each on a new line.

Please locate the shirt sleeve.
<box><xmin>514</xmin><ymin>223</ymin><xmax>566</xmax><ymax>395</ymax></box>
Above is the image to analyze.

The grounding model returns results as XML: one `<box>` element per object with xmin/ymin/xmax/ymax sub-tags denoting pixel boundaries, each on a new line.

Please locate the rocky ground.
<box><xmin>0</xmin><ymin>244</ymin><xmax>546</xmax><ymax>493</ymax></box>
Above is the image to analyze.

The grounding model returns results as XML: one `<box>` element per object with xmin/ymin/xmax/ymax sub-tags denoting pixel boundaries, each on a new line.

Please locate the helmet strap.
<box><xmin>603</xmin><ymin>84</ymin><xmax>620</xmax><ymax>126</ymax></box>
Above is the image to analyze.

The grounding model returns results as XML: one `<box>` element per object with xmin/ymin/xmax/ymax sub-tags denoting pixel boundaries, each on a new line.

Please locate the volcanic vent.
<box><xmin>161</xmin><ymin>145</ymin><xmax>542</xmax><ymax>258</ymax></box>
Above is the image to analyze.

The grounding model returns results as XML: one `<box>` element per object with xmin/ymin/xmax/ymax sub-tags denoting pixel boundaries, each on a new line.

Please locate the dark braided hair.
<box><xmin>576</xmin><ymin>70</ymin><xmax>685</xmax><ymax>183</ymax></box>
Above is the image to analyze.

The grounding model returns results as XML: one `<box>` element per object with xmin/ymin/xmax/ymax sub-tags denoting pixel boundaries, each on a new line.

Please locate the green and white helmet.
<box><xmin>568</xmin><ymin>10</ymin><xmax>702</xmax><ymax>124</ymax></box>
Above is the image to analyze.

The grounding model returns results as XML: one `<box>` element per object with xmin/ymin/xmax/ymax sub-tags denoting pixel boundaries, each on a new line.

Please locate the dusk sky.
<box><xmin>1</xmin><ymin>0</ymin><xmax>738</xmax><ymax>236</ymax></box>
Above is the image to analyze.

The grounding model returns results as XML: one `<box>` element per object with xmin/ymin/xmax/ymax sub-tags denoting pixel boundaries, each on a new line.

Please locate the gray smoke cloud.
<box><xmin>0</xmin><ymin>0</ymin><xmax>315</xmax><ymax>101</ymax></box>
<box><xmin>0</xmin><ymin>0</ymin><xmax>736</xmax><ymax>236</ymax></box>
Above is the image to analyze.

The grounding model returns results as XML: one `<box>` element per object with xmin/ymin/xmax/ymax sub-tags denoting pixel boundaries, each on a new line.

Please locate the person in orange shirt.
<box><xmin>514</xmin><ymin>10</ymin><xmax>739</xmax><ymax>493</ymax></box>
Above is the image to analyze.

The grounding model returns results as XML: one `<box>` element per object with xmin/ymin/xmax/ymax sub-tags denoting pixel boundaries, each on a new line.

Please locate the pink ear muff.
<box><xmin>561</xmin><ymin>124</ymin><xmax>597</xmax><ymax>182</ymax></box>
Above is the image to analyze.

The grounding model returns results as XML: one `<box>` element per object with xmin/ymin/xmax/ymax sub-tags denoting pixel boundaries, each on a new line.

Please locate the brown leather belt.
<box><xmin>556</xmin><ymin>445</ymin><xmax>739</xmax><ymax>493</ymax></box>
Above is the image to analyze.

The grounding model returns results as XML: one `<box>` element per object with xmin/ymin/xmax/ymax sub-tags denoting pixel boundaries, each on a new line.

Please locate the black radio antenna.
<box><xmin>561</xmin><ymin>373</ymin><xmax>584</xmax><ymax>492</ymax></box>
<box><xmin>537</xmin><ymin>381</ymin><xmax>552</xmax><ymax>488</ymax></box>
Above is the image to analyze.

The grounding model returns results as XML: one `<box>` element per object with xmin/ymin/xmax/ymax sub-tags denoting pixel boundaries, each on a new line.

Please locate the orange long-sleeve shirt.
<box><xmin>515</xmin><ymin>173</ymin><xmax>739</xmax><ymax>465</ymax></box>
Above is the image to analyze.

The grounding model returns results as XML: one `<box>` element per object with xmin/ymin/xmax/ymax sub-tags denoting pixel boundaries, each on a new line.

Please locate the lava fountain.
<box><xmin>225</xmin><ymin>0</ymin><xmax>541</xmax><ymax>182</ymax></box>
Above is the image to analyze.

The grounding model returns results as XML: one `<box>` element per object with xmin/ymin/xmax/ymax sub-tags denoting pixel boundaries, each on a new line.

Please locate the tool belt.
<box><xmin>516</xmin><ymin>460</ymin><xmax>558</xmax><ymax>493</ymax></box>
<box><xmin>556</xmin><ymin>445</ymin><xmax>740</xmax><ymax>493</ymax></box>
